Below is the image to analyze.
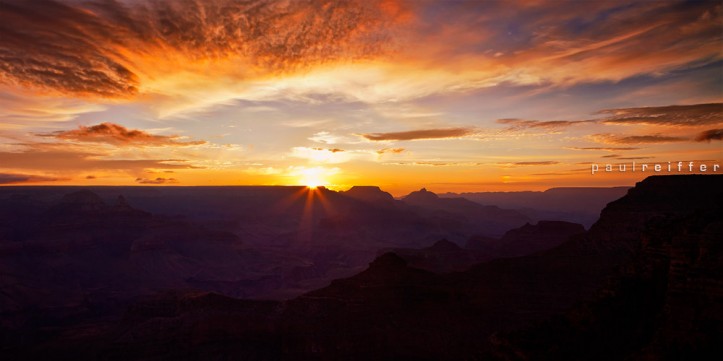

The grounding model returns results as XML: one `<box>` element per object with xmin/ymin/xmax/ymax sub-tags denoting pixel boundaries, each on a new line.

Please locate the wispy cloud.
<box><xmin>497</xmin><ymin>118</ymin><xmax>594</xmax><ymax>130</ymax></box>
<box><xmin>360</xmin><ymin>128</ymin><xmax>474</xmax><ymax>141</ymax></box>
<box><xmin>0</xmin><ymin>143</ymin><xmax>199</xmax><ymax>172</ymax></box>
<box><xmin>376</xmin><ymin>148</ymin><xmax>405</xmax><ymax>155</ymax></box>
<box><xmin>599</xmin><ymin>103</ymin><xmax>723</xmax><ymax>126</ymax></box>
<box><xmin>0</xmin><ymin>0</ymin><xmax>404</xmax><ymax>98</ymax></box>
<box><xmin>565</xmin><ymin>147</ymin><xmax>641</xmax><ymax>151</ymax></box>
<box><xmin>135</xmin><ymin>177</ymin><xmax>179</xmax><ymax>184</ymax></box>
<box><xmin>498</xmin><ymin>161</ymin><xmax>560</xmax><ymax>167</ymax></box>
<box><xmin>601</xmin><ymin>154</ymin><xmax>655</xmax><ymax>160</ymax></box>
<box><xmin>590</xmin><ymin>133</ymin><xmax>688</xmax><ymax>144</ymax></box>
<box><xmin>0</xmin><ymin>172</ymin><xmax>61</xmax><ymax>184</ymax></box>
<box><xmin>39</xmin><ymin>122</ymin><xmax>205</xmax><ymax>147</ymax></box>
<box><xmin>290</xmin><ymin>146</ymin><xmax>355</xmax><ymax>164</ymax></box>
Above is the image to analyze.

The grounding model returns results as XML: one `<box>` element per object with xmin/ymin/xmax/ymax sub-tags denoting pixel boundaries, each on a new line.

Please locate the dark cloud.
<box><xmin>694</xmin><ymin>128</ymin><xmax>723</xmax><ymax>142</ymax></box>
<box><xmin>591</xmin><ymin>133</ymin><xmax>687</xmax><ymax>144</ymax></box>
<box><xmin>497</xmin><ymin>118</ymin><xmax>594</xmax><ymax>129</ymax></box>
<box><xmin>0</xmin><ymin>0</ymin><xmax>402</xmax><ymax>97</ymax></box>
<box><xmin>361</xmin><ymin>128</ymin><xmax>473</xmax><ymax>141</ymax></box>
<box><xmin>85</xmin><ymin>175</ymin><xmax>96</xmax><ymax>179</ymax></box>
<box><xmin>599</xmin><ymin>103</ymin><xmax>723</xmax><ymax>126</ymax></box>
<box><xmin>0</xmin><ymin>172</ymin><xmax>60</xmax><ymax>184</ymax></box>
<box><xmin>40</xmin><ymin>122</ymin><xmax>205</xmax><ymax>146</ymax></box>
<box><xmin>135</xmin><ymin>177</ymin><xmax>178</xmax><ymax>184</ymax></box>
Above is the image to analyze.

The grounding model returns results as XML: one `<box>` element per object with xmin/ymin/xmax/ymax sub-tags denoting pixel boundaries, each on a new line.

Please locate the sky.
<box><xmin>0</xmin><ymin>0</ymin><xmax>721</xmax><ymax>196</ymax></box>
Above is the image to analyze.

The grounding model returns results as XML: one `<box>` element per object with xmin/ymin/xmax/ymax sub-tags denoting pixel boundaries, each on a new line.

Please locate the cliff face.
<box><xmin>491</xmin><ymin>179</ymin><xmax>723</xmax><ymax>360</ymax></box>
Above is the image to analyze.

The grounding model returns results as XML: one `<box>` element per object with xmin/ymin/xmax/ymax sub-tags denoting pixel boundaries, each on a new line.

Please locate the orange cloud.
<box><xmin>361</xmin><ymin>128</ymin><xmax>474</xmax><ymax>141</ymax></box>
<box><xmin>565</xmin><ymin>147</ymin><xmax>641</xmax><ymax>151</ymax></box>
<box><xmin>377</xmin><ymin>148</ymin><xmax>405</xmax><ymax>154</ymax></box>
<box><xmin>497</xmin><ymin>118</ymin><xmax>594</xmax><ymax>129</ymax></box>
<box><xmin>0</xmin><ymin>0</ymin><xmax>406</xmax><ymax>98</ymax></box>
<box><xmin>498</xmin><ymin>161</ymin><xmax>560</xmax><ymax>167</ymax></box>
<box><xmin>41</xmin><ymin>122</ymin><xmax>205</xmax><ymax>146</ymax></box>
<box><xmin>0</xmin><ymin>143</ymin><xmax>199</xmax><ymax>172</ymax></box>
<box><xmin>591</xmin><ymin>133</ymin><xmax>688</xmax><ymax>144</ymax></box>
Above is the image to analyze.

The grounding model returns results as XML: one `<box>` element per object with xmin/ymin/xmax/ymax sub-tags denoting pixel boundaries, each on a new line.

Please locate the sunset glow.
<box><xmin>0</xmin><ymin>0</ymin><xmax>721</xmax><ymax>195</ymax></box>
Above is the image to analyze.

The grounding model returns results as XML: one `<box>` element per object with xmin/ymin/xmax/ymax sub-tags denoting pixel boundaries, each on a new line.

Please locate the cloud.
<box><xmin>495</xmin><ymin>161</ymin><xmax>560</xmax><ymax>168</ymax></box>
<box><xmin>0</xmin><ymin>0</ymin><xmax>404</xmax><ymax>98</ymax></box>
<box><xmin>599</xmin><ymin>103</ymin><xmax>723</xmax><ymax>126</ymax></box>
<box><xmin>617</xmin><ymin>157</ymin><xmax>655</xmax><ymax>160</ymax></box>
<box><xmin>312</xmin><ymin>147</ymin><xmax>345</xmax><ymax>153</ymax></box>
<box><xmin>376</xmin><ymin>148</ymin><xmax>405</xmax><ymax>155</ymax></box>
<box><xmin>135</xmin><ymin>177</ymin><xmax>179</xmax><ymax>184</ymax></box>
<box><xmin>0</xmin><ymin>87</ymin><xmax>106</xmax><ymax>123</ymax></box>
<box><xmin>694</xmin><ymin>128</ymin><xmax>723</xmax><ymax>142</ymax></box>
<box><xmin>507</xmin><ymin>161</ymin><xmax>559</xmax><ymax>166</ymax></box>
<box><xmin>360</xmin><ymin>128</ymin><xmax>474</xmax><ymax>141</ymax></box>
<box><xmin>497</xmin><ymin>118</ymin><xmax>594</xmax><ymax>129</ymax></box>
<box><xmin>0</xmin><ymin>143</ymin><xmax>199</xmax><ymax>172</ymax></box>
<box><xmin>591</xmin><ymin>133</ymin><xmax>688</xmax><ymax>144</ymax></box>
<box><xmin>565</xmin><ymin>147</ymin><xmax>641</xmax><ymax>151</ymax></box>
<box><xmin>601</xmin><ymin>154</ymin><xmax>655</xmax><ymax>160</ymax></box>
<box><xmin>382</xmin><ymin>161</ymin><xmax>475</xmax><ymax>167</ymax></box>
<box><xmin>290</xmin><ymin>146</ymin><xmax>355</xmax><ymax>164</ymax></box>
<box><xmin>40</xmin><ymin>122</ymin><xmax>205</xmax><ymax>146</ymax></box>
<box><xmin>0</xmin><ymin>172</ymin><xmax>60</xmax><ymax>184</ymax></box>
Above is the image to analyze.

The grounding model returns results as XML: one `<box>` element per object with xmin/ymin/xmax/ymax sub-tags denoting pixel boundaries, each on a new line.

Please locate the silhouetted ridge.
<box><xmin>402</xmin><ymin>187</ymin><xmax>439</xmax><ymax>204</ymax></box>
<box><xmin>343</xmin><ymin>186</ymin><xmax>395</xmax><ymax>205</ymax></box>
<box><xmin>400</xmin><ymin>187</ymin><xmax>531</xmax><ymax>237</ymax></box>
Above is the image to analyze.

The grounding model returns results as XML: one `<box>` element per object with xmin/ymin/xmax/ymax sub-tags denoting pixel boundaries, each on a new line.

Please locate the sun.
<box><xmin>299</xmin><ymin>168</ymin><xmax>327</xmax><ymax>189</ymax></box>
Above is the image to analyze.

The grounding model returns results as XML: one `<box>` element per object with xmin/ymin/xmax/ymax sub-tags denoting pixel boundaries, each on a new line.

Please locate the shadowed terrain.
<box><xmin>1</xmin><ymin>176</ymin><xmax>720</xmax><ymax>360</ymax></box>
